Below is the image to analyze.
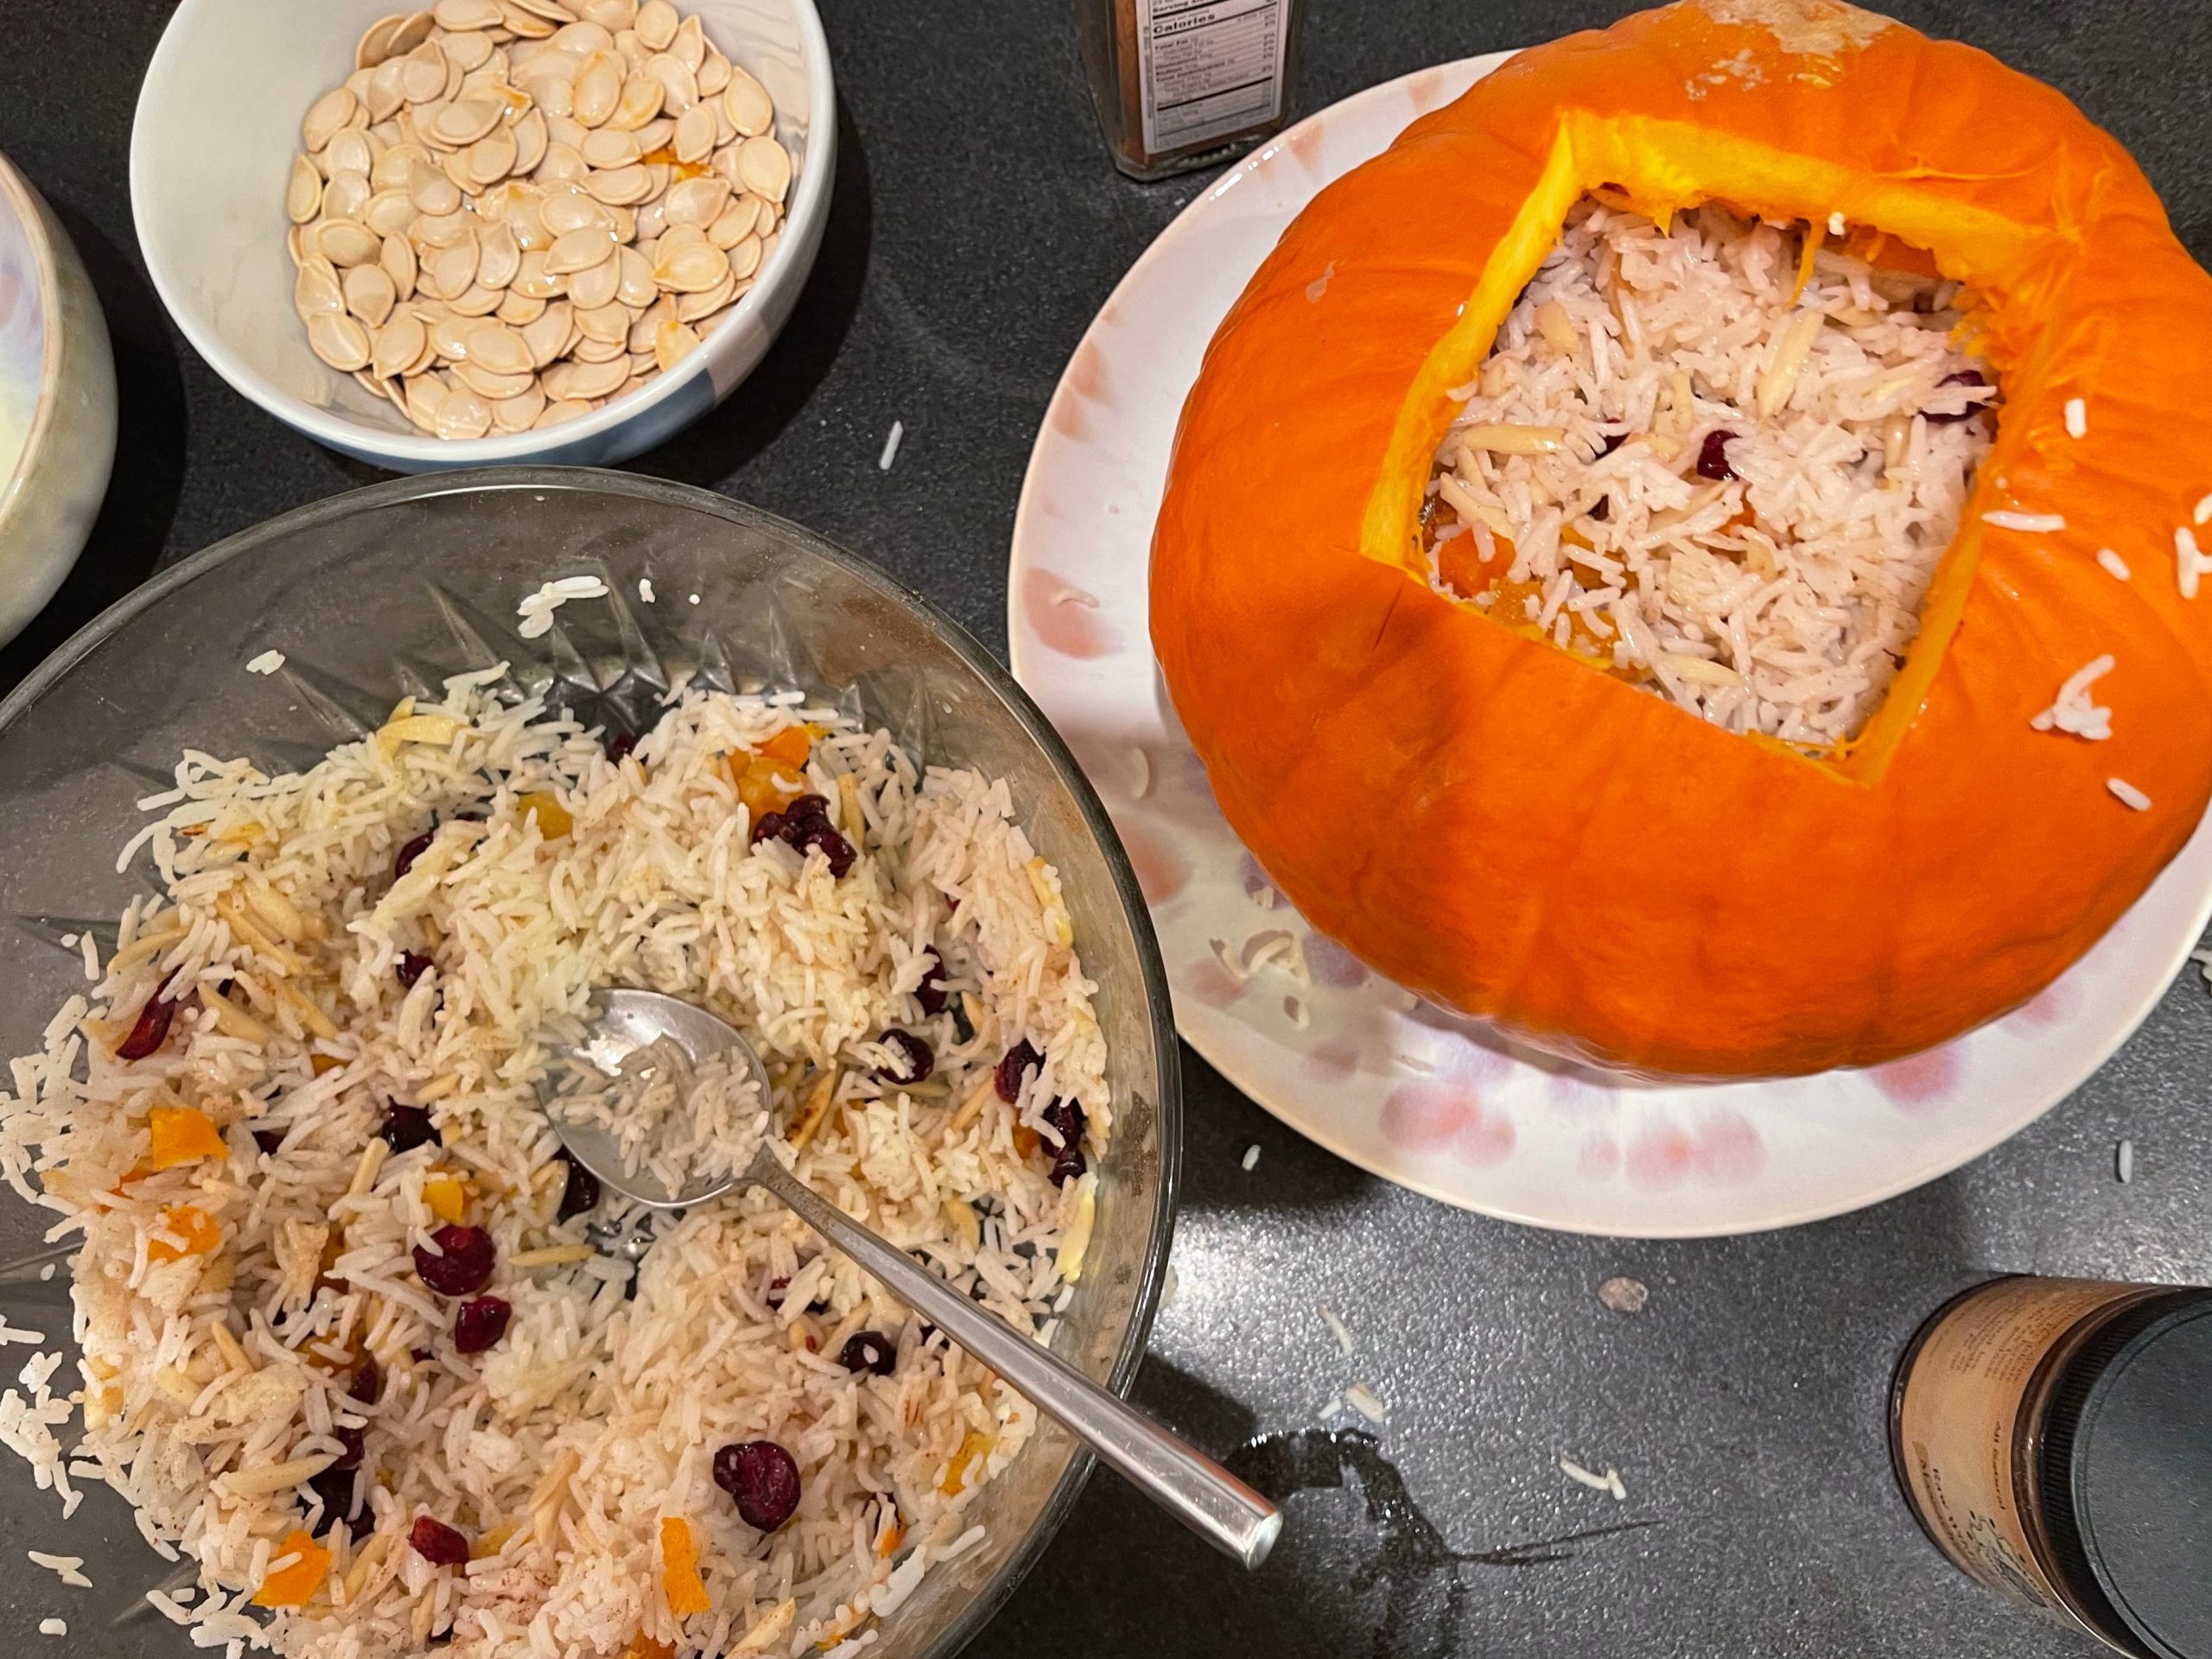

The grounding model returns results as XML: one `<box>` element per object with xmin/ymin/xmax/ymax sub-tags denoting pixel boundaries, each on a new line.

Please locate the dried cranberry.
<box><xmin>350</xmin><ymin>1357</ymin><xmax>384</xmax><ymax>1406</ymax></box>
<box><xmin>381</xmin><ymin>1103</ymin><xmax>442</xmax><ymax>1154</ymax></box>
<box><xmin>839</xmin><ymin>1332</ymin><xmax>896</xmax><ymax>1376</ymax></box>
<box><xmin>1040</xmin><ymin>1097</ymin><xmax>1088</xmax><ymax>1186</ymax></box>
<box><xmin>764</xmin><ymin>1274</ymin><xmax>789</xmax><ymax>1310</ymax></box>
<box><xmin>308</xmin><ymin>1465</ymin><xmax>371</xmax><ymax>1540</ymax></box>
<box><xmin>794</xmin><ymin>822</ymin><xmax>855</xmax><ymax>876</ymax></box>
<box><xmin>1925</xmin><ymin>369</ymin><xmax>1991</xmax><ymax>424</ymax></box>
<box><xmin>995</xmin><ymin>1040</ymin><xmax>1043</xmax><ymax>1104</ymax></box>
<box><xmin>409</xmin><ymin>1515</ymin><xmax>470</xmax><ymax>1567</ymax></box>
<box><xmin>333</xmin><ymin>1423</ymin><xmax>365</xmax><ymax>1471</ymax></box>
<box><xmin>253</xmin><ymin>1128</ymin><xmax>285</xmax><ymax>1156</ymax></box>
<box><xmin>1595</xmin><ymin>430</ymin><xmax>1628</xmax><ymax>458</ymax></box>
<box><xmin>605</xmin><ymin>730</ymin><xmax>637</xmax><ymax>764</ymax></box>
<box><xmin>453</xmin><ymin>1295</ymin><xmax>511</xmax><ymax>1354</ymax></box>
<box><xmin>713</xmin><ymin>1440</ymin><xmax>801</xmax><ymax>1532</ymax></box>
<box><xmin>393</xmin><ymin>829</ymin><xmax>435</xmax><ymax>880</ymax></box>
<box><xmin>750</xmin><ymin>810</ymin><xmax>786</xmax><ymax>845</ymax></box>
<box><xmin>1695</xmin><ymin>429</ymin><xmax>1738</xmax><ymax>480</ymax></box>
<box><xmin>116</xmin><ymin>992</ymin><xmax>175</xmax><ymax>1061</ymax></box>
<box><xmin>554</xmin><ymin>1149</ymin><xmax>600</xmax><ymax>1221</ymax></box>
<box><xmin>781</xmin><ymin>794</ymin><xmax>830</xmax><ymax>827</ymax></box>
<box><xmin>915</xmin><ymin>949</ymin><xmax>948</xmax><ymax>1017</ymax></box>
<box><xmin>413</xmin><ymin>1225</ymin><xmax>494</xmax><ymax>1297</ymax></box>
<box><xmin>878</xmin><ymin>1030</ymin><xmax>934</xmax><ymax>1085</ymax></box>
<box><xmin>396</xmin><ymin>950</ymin><xmax>434</xmax><ymax>988</ymax></box>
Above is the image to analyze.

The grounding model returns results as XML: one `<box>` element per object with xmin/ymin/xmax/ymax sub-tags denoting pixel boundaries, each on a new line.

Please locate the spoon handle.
<box><xmin>752</xmin><ymin>1157</ymin><xmax>1282</xmax><ymax>1569</ymax></box>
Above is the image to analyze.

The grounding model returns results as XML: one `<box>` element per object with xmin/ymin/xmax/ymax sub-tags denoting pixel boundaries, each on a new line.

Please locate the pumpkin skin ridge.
<box><xmin>1150</xmin><ymin>0</ymin><xmax>2212</xmax><ymax>1077</ymax></box>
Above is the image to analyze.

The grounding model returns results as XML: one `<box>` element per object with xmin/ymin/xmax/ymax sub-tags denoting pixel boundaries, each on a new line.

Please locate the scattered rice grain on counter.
<box><xmin>26</xmin><ymin>1548</ymin><xmax>90</xmax><ymax>1586</ymax></box>
<box><xmin>0</xmin><ymin>672</ymin><xmax>1113</xmax><ymax>1659</ymax></box>
<box><xmin>1342</xmin><ymin>1382</ymin><xmax>1389</xmax><ymax>1425</ymax></box>
<box><xmin>1559</xmin><ymin>1456</ymin><xmax>1628</xmax><ymax>1501</ymax></box>
<box><xmin>1317</xmin><ymin>1305</ymin><xmax>1354</xmax><ymax>1357</ymax></box>
<box><xmin>878</xmin><ymin>420</ymin><xmax>904</xmax><ymax>472</ymax></box>
<box><xmin>1597</xmin><ymin>1276</ymin><xmax>1649</xmax><ymax>1313</ymax></box>
<box><xmin>1427</xmin><ymin>199</ymin><xmax>1998</xmax><ymax>750</ymax></box>
<box><xmin>246</xmin><ymin>651</ymin><xmax>286</xmax><ymax>676</ymax></box>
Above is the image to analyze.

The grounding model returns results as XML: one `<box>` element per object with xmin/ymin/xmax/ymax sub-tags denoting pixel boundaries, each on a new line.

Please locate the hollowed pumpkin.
<box><xmin>1150</xmin><ymin>0</ymin><xmax>2212</xmax><ymax>1076</ymax></box>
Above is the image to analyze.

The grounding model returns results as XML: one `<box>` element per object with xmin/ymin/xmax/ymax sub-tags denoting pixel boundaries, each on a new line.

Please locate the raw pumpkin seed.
<box><xmin>288</xmin><ymin>0</ymin><xmax>788</xmax><ymax>435</ymax></box>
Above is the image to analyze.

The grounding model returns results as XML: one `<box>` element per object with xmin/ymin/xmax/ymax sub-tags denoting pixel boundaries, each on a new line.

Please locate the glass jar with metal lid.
<box><xmin>1892</xmin><ymin>1275</ymin><xmax>2212</xmax><ymax>1658</ymax></box>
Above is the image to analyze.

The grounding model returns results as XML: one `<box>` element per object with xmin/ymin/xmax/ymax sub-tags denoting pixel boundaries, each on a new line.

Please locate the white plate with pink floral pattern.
<box><xmin>1007</xmin><ymin>53</ymin><xmax>2212</xmax><ymax>1237</ymax></box>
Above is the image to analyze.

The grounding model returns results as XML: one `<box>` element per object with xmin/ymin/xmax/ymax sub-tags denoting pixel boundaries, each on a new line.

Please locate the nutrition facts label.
<box><xmin>1135</xmin><ymin>0</ymin><xmax>1290</xmax><ymax>156</ymax></box>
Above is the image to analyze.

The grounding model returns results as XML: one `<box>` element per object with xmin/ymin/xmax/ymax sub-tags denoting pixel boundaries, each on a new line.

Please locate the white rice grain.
<box><xmin>1428</xmin><ymin>200</ymin><xmax>1995</xmax><ymax>749</ymax></box>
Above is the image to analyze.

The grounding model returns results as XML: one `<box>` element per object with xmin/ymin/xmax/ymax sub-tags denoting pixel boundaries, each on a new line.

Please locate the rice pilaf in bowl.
<box><xmin>0</xmin><ymin>473</ymin><xmax>1178</xmax><ymax>1659</ymax></box>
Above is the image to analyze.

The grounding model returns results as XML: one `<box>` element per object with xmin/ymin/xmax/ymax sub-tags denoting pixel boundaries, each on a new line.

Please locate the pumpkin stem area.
<box><xmin>1423</xmin><ymin>196</ymin><xmax>1996</xmax><ymax>753</ymax></box>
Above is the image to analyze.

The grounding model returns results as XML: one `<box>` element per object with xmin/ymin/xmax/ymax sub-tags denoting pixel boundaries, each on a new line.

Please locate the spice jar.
<box><xmin>1891</xmin><ymin>1275</ymin><xmax>2212</xmax><ymax>1657</ymax></box>
<box><xmin>1074</xmin><ymin>0</ymin><xmax>1306</xmax><ymax>181</ymax></box>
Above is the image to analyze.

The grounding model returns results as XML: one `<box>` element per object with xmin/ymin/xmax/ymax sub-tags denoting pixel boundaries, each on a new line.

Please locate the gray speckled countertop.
<box><xmin>3</xmin><ymin>3</ymin><xmax>2210</xmax><ymax>1656</ymax></box>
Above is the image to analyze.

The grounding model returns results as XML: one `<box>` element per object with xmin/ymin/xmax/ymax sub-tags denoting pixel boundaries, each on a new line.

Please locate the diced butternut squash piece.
<box><xmin>519</xmin><ymin>791</ymin><xmax>572</xmax><ymax>839</ymax></box>
<box><xmin>728</xmin><ymin>752</ymin><xmax>806</xmax><ymax>820</ymax></box>
<box><xmin>659</xmin><ymin>1516</ymin><xmax>711</xmax><ymax>1615</ymax></box>
<box><xmin>423</xmin><ymin>1173</ymin><xmax>467</xmax><ymax>1225</ymax></box>
<box><xmin>146</xmin><ymin>1105</ymin><xmax>227</xmax><ymax>1171</ymax></box>
<box><xmin>147</xmin><ymin>1205</ymin><xmax>221</xmax><ymax>1264</ymax></box>
<box><xmin>251</xmin><ymin>1529</ymin><xmax>331</xmax><ymax>1607</ymax></box>
<box><xmin>940</xmin><ymin>1429</ymin><xmax>993</xmax><ymax>1496</ymax></box>
<box><xmin>758</xmin><ymin>723</ymin><xmax>817</xmax><ymax>769</ymax></box>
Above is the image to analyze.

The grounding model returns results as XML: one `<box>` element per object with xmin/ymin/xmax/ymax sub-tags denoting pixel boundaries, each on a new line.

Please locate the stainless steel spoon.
<box><xmin>543</xmin><ymin>988</ymin><xmax>1282</xmax><ymax>1569</ymax></box>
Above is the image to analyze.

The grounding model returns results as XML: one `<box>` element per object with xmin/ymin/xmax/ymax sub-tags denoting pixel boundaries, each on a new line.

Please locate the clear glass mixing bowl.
<box><xmin>0</xmin><ymin>468</ymin><xmax>1179</xmax><ymax>1658</ymax></box>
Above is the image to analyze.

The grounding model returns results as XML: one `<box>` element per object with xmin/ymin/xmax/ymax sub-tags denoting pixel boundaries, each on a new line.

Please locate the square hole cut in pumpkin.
<box><xmin>1422</xmin><ymin>196</ymin><xmax>1996</xmax><ymax>754</ymax></box>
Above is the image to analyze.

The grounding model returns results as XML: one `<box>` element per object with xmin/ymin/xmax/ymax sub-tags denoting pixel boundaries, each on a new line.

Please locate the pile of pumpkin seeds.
<box><xmin>287</xmin><ymin>0</ymin><xmax>792</xmax><ymax>438</ymax></box>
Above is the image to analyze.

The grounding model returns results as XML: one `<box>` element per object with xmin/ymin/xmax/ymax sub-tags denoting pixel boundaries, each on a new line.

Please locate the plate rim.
<box><xmin>1007</xmin><ymin>52</ymin><xmax>2212</xmax><ymax>1237</ymax></box>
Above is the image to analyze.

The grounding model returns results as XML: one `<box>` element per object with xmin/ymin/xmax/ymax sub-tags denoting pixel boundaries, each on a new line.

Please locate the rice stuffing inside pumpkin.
<box><xmin>1427</xmin><ymin>197</ymin><xmax>1996</xmax><ymax>750</ymax></box>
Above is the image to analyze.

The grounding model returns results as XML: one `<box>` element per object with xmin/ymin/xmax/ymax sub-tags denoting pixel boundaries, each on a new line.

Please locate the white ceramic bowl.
<box><xmin>0</xmin><ymin>150</ymin><xmax>116</xmax><ymax>642</ymax></box>
<box><xmin>130</xmin><ymin>0</ymin><xmax>833</xmax><ymax>472</ymax></box>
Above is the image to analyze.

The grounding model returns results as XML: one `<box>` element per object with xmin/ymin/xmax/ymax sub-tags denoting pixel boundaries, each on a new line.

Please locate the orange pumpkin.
<box><xmin>1151</xmin><ymin>0</ymin><xmax>2212</xmax><ymax>1076</ymax></box>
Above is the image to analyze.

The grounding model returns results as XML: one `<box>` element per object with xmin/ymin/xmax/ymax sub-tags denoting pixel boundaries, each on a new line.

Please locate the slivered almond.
<box><xmin>1454</xmin><ymin>423</ymin><xmax>1567</xmax><ymax>456</ymax></box>
<box><xmin>375</xmin><ymin>713</ymin><xmax>467</xmax><ymax>757</ymax></box>
<box><xmin>1756</xmin><ymin>308</ymin><xmax>1826</xmax><ymax>418</ymax></box>
<box><xmin>787</xmin><ymin>1071</ymin><xmax>838</xmax><ymax>1153</ymax></box>
<box><xmin>245</xmin><ymin>880</ymin><xmax>313</xmax><ymax>943</ymax></box>
<box><xmin>203</xmin><ymin>987</ymin><xmax>274</xmax><ymax>1045</ymax></box>
<box><xmin>217</xmin><ymin>1454</ymin><xmax>333</xmax><ymax>1499</ymax></box>
<box><xmin>947</xmin><ymin>1077</ymin><xmax>995</xmax><ymax>1137</ymax></box>
<box><xmin>108</xmin><ymin>924</ymin><xmax>187</xmax><ymax>974</ymax></box>
<box><xmin>943</xmin><ymin>1195</ymin><xmax>980</xmax><ymax>1250</ymax></box>
<box><xmin>1534</xmin><ymin>299</ymin><xmax>1580</xmax><ymax>355</ymax></box>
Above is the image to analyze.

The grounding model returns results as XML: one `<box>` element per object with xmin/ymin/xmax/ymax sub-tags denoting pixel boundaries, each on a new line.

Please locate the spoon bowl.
<box><xmin>541</xmin><ymin>987</ymin><xmax>1282</xmax><ymax>1569</ymax></box>
<box><xmin>543</xmin><ymin>988</ymin><xmax>771</xmax><ymax>1209</ymax></box>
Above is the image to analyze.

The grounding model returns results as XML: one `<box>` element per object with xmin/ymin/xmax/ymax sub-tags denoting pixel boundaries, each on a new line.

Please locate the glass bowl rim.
<box><xmin>0</xmin><ymin>464</ymin><xmax>1184</xmax><ymax>1657</ymax></box>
